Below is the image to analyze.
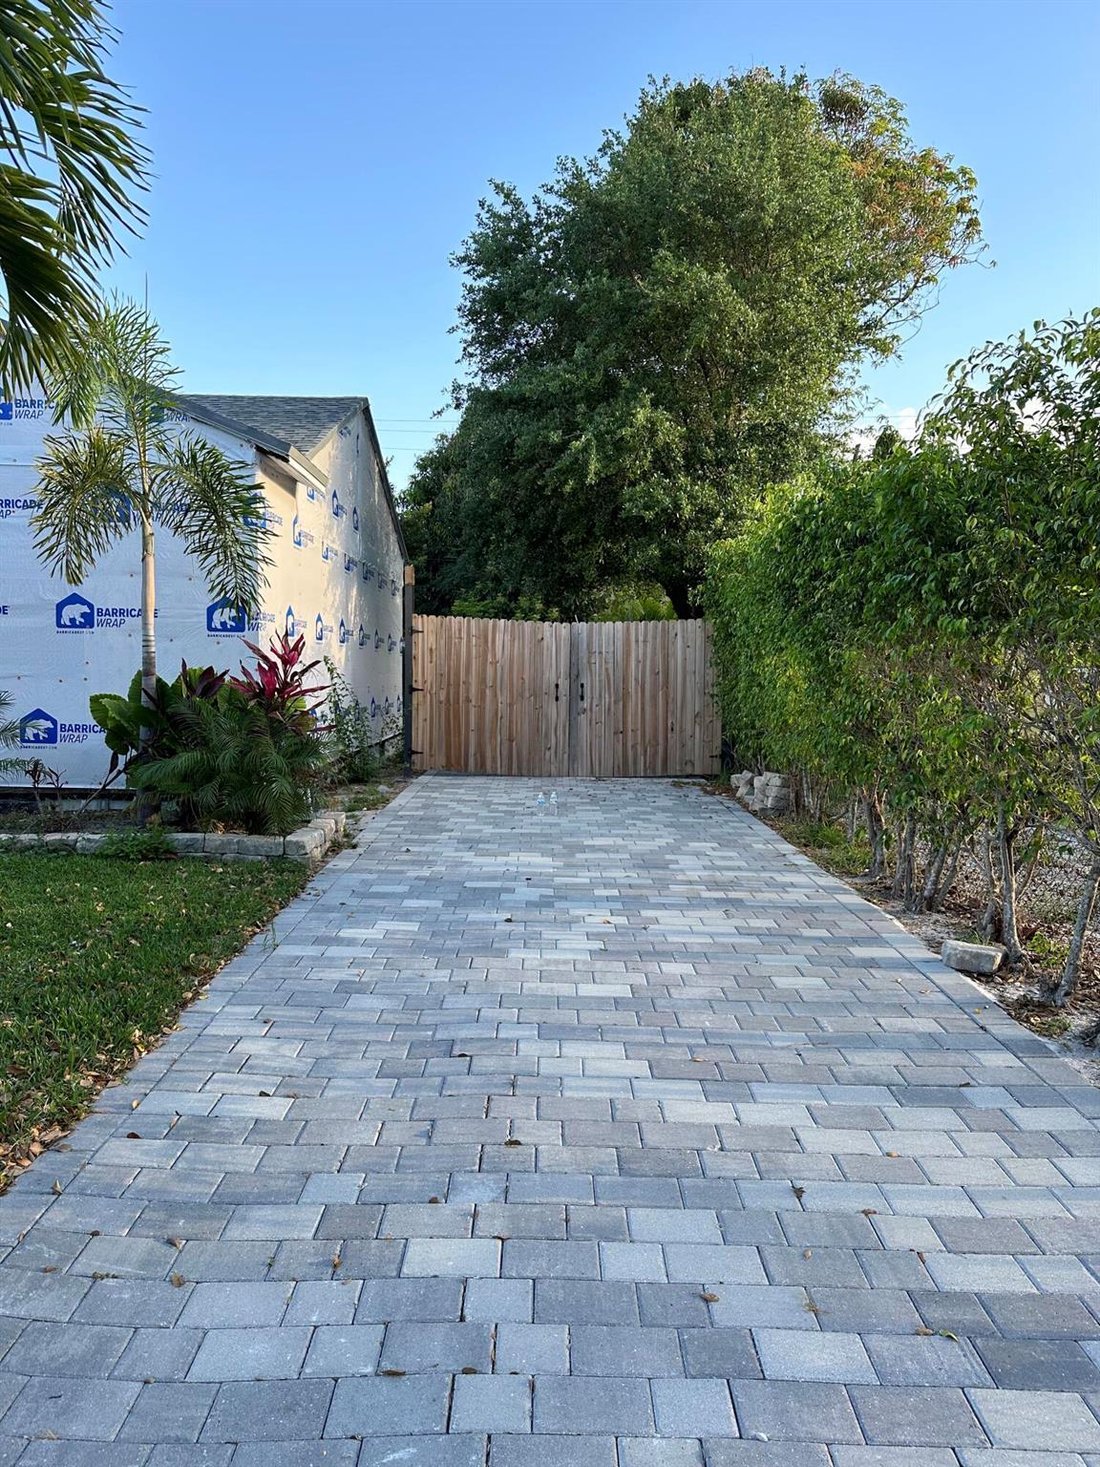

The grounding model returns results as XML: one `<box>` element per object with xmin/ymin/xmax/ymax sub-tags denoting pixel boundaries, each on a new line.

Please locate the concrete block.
<box><xmin>941</xmin><ymin>939</ymin><xmax>1005</xmax><ymax>974</ymax></box>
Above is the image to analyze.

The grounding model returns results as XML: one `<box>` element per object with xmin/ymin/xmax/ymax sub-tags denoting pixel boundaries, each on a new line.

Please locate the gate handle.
<box><xmin>580</xmin><ymin>682</ymin><xmax>585</xmax><ymax>704</ymax></box>
<box><xmin>554</xmin><ymin>682</ymin><xmax>559</xmax><ymax>702</ymax></box>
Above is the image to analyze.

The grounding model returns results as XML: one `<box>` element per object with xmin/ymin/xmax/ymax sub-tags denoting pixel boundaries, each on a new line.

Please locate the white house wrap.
<box><xmin>0</xmin><ymin>393</ymin><xmax>407</xmax><ymax>788</ymax></box>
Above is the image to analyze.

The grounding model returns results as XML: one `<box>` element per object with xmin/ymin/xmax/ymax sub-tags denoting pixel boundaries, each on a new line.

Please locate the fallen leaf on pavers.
<box><xmin>130</xmin><ymin>1099</ymin><xmax>140</xmax><ymax>1110</ymax></box>
<box><xmin>331</xmin><ymin>1253</ymin><xmax>343</xmax><ymax>1270</ymax></box>
<box><xmin>461</xmin><ymin>1366</ymin><xmax>479</xmax><ymax>1374</ymax></box>
<box><xmin>504</xmin><ymin>1138</ymin><xmax>523</xmax><ymax>1147</ymax></box>
<box><xmin>861</xmin><ymin>1209</ymin><xmax>877</xmax><ymax>1217</ymax></box>
<box><xmin>802</xmin><ymin>1300</ymin><xmax>821</xmax><ymax>1315</ymax></box>
<box><xmin>916</xmin><ymin>1251</ymin><xmax>926</xmax><ymax>1263</ymax></box>
<box><xmin>915</xmin><ymin>1326</ymin><xmax>934</xmax><ymax>1336</ymax></box>
<box><xmin>803</xmin><ymin>1249</ymin><xmax>812</xmax><ymax>1259</ymax></box>
<box><xmin>41</xmin><ymin>1266</ymin><xmax>56</xmax><ymax>1274</ymax></box>
<box><xmin>938</xmin><ymin>1330</ymin><xmax>959</xmax><ymax>1341</ymax></box>
<box><xmin>791</xmin><ymin>1185</ymin><xmax>805</xmax><ymax>1202</ymax></box>
<box><xmin>167</xmin><ymin>1238</ymin><xmax>184</xmax><ymax>1249</ymax></box>
<box><xmin>126</xmin><ymin>1132</ymin><xmax>141</xmax><ymax>1140</ymax></box>
<box><xmin>428</xmin><ymin>1197</ymin><xmax>442</xmax><ymax>1204</ymax></box>
<box><xmin>885</xmin><ymin>1152</ymin><xmax>899</xmax><ymax>1158</ymax></box>
<box><xmin>503</xmin><ymin>917</ymin><xmax>513</xmax><ymax>924</ymax></box>
<box><xmin>701</xmin><ymin>1292</ymin><xmax>720</xmax><ymax>1303</ymax></box>
<box><xmin>170</xmin><ymin>1273</ymin><xmax>186</xmax><ymax>1288</ymax></box>
<box><xmin>381</xmin><ymin>1369</ymin><xmax>406</xmax><ymax>1377</ymax></box>
<box><xmin>51</xmin><ymin>1181</ymin><xmax>62</xmax><ymax>1195</ymax></box>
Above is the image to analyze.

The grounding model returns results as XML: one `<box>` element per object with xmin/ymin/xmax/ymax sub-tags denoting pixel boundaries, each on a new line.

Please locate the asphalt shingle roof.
<box><xmin>178</xmin><ymin>395</ymin><xmax>364</xmax><ymax>455</ymax></box>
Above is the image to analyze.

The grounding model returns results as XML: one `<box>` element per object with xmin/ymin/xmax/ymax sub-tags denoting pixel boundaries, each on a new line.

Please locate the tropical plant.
<box><xmin>130</xmin><ymin>694</ymin><xmax>327</xmax><ymax>836</ymax></box>
<box><xmin>232</xmin><ymin>633</ymin><xmax>325</xmax><ymax>732</ymax></box>
<box><xmin>32</xmin><ymin>298</ymin><xmax>273</xmax><ymax>714</ymax></box>
<box><xmin>107</xmin><ymin>635</ymin><xmax>330</xmax><ymax>836</ymax></box>
<box><xmin>404</xmin><ymin>68</ymin><xmax>982</xmax><ymax>617</ymax></box>
<box><xmin>90</xmin><ymin>662</ymin><xmax>229</xmax><ymax>783</ymax></box>
<box><xmin>0</xmin><ymin>691</ymin><xmax>25</xmax><ymax>779</ymax></box>
<box><xmin>0</xmin><ymin>0</ymin><xmax>149</xmax><ymax>392</ymax></box>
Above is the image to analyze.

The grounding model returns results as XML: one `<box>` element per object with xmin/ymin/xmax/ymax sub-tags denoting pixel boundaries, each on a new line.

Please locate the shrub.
<box><xmin>91</xmin><ymin>635</ymin><xmax>329</xmax><ymax>836</ymax></box>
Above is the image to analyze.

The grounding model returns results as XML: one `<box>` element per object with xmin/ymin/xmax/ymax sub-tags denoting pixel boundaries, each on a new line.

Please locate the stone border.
<box><xmin>0</xmin><ymin>810</ymin><xmax>347</xmax><ymax>864</ymax></box>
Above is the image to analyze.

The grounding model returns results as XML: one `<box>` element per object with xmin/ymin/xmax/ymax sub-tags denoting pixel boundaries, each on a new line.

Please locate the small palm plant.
<box><xmin>0</xmin><ymin>691</ymin><xmax>25</xmax><ymax>780</ymax></box>
<box><xmin>32</xmin><ymin>297</ymin><xmax>273</xmax><ymax>714</ymax></box>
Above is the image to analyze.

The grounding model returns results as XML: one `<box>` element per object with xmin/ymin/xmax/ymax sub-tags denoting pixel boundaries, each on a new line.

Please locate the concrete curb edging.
<box><xmin>0</xmin><ymin>809</ymin><xmax>347</xmax><ymax>864</ymax></box>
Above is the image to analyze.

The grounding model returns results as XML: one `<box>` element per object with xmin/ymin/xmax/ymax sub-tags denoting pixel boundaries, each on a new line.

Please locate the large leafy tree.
<box><xmin>406</xmin><ymin>69</ymin><xmax>982</xmax><ymax>616</ymax></box>
<box><xmin>32</xmin><ymin>298</ymin><xmax>272</xmax><ymax>710</ymax></box>
<box><xmin>0</xmin><ymin>0</ymin><xmax>148</xmax><ymax>393</ymax></box>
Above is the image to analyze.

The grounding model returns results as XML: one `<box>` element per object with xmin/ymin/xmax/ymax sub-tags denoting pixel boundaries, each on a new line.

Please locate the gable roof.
<box><xmin>178</xmin><ymin>395</ymin><xmax>362</xmax><ymax>456</ymax></box>
<box><xmin>177</xmin><ymin>393</ymin><xmax>408</xmax><ymax>563</ymax></box>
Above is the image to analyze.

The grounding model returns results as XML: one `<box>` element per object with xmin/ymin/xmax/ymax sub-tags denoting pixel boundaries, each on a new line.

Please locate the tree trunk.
<box><xmin>931</xmin><ymin>840</ymin><xmax>963</xmax><ymax>912</ymax></box>
<box><xmin>920</xmin><ymin>840</ymin><xmax>949</xmax><ymax>913</ymax></box>
<box><xmin>997</xmin><ymin>805</ymin><xmax>1024</xmax><ymax>962</ymax></box>
<box><xmin>892</xmin><ymin>813</ymin><xmax>917</xmax><ymax>906</ymax></box>
<box><xmin>664</xmin><ymin>581</ymin><xmax>696</xmax><ymax>620</ymax></box>
<box><xmin>1049</xmin><ymin>864</ymin><xmax>1100</xmax><ymax>1007</ymax></box>
<box><xmin>863</xmin><ymin>789</ymin><xmax>886</xmax><ymax>880</ymax></box>
<box><xmin>140</xmin><ymin>517</ymin><xmax>157</xmax><ymax>713</ymax></box>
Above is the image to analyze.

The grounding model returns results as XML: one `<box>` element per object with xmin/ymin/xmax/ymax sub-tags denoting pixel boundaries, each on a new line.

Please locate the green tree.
<box><xmin>407</xmin><ymin>69</ymin><xmax>982</xmax><ymax>616</ymax></box>
<box><xmin>32</xmin><ymin>298</ymin><xmax>272</xmax><ymax>711</ymax></box>
<box><xmin>0</xmin><ymin>0</ymin><xmax>148</xmax><ymax>392</ymax></box>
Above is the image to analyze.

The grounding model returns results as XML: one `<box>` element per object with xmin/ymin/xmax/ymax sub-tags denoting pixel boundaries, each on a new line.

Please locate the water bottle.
<box><xmin>536</xmin><ymin>792</ymin><xmax>546</xmax><ymax>812</ymax></box>
<box><xmin>549</xmin><ymin>791</ymin><xmax>558</xmax><ymax>814</ymax></box>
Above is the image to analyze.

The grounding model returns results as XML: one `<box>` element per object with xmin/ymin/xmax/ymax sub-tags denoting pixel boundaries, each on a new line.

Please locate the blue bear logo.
<box><xmin>20</xmin><ymin>708</ymin><xmax>57</xmax><ymax>746</ymax></box>
<box><xmin>55</xmin><ymin>592</ymin><xmax>95</xmax><ymax>630</ymax></box>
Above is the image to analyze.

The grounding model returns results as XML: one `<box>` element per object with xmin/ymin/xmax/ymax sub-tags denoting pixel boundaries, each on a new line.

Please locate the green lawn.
<box><xmin>0</xmin><ymin>853</ymin><xmax>307</xmax><ymax>1184</ymax></box>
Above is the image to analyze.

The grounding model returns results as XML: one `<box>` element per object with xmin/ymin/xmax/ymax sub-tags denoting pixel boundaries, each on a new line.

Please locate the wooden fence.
<box><xmin>411</xmin><ymin>615</ymin><xmax>721</xmax><ymax>777</ymax></box>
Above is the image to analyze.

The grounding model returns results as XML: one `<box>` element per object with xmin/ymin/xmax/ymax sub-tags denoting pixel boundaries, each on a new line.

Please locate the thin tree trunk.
<box><xmin>1049</xmin><ymin>864</ymin><xmax>1100</xmax><ymax>1007</ymax></box>
<box><xmin>892</xmin><ymin>813</ymin><xmax>917</xmax><ymax>905</ymax></box>
<box><xmin>863</xmin><ymin>788</ymin><xmax>886</xmax><ymax>880</ymax></box>
<box><xmin>998</xmin><ymin>805</ymin><xmax>1023</xmax><ymax>962</ymax></box>
<box><xmin>920</xmin><ymin>839</ymin><xmax>949</xmax><ymax>913</ymax></box>
<box><xmin>140</xmin><ymin>517</ymin><xmax>157</xmax><ymax>706</ymax></box>
<box><xmin>931</xmin><ymin>840</ymin><xmax>963</xmax><ymax>912</ymax></box>
<box><xmin>979</xmin><ymin>831</ymin><xmax>999</xmax><ymax>941</ymax></box>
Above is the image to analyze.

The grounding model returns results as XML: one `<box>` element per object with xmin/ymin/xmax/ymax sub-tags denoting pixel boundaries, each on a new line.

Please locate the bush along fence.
<box><xmin>706</xmin><ymin>313</ymin><xmax>1100</xmax><ymax>1007</ymax></box>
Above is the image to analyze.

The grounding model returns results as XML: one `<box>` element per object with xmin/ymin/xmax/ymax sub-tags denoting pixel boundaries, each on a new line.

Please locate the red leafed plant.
<box><xmin>230</xmin><ymin>633</ymin><xmax>328</xmax><ymax>733</ymax></box>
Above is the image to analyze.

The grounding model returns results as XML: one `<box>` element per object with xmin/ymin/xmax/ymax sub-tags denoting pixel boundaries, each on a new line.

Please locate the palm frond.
<box><xmin>32</xmin><ymin>425</ymin><xmax>134</xmax><ymax>584</ymax></box>
<box><xmin>48</xmin><ymin>295</ymin><xmax>176</xmax><ymax>431</ymax></box>
<box><xmin>155</xmin><ymin>437</ymin><xmax>273</xmax><ymax>610</ymax></box>
<box><xmin>0</xmin><ymin>0</ymin><xmax>149</xmax><ymax>393</ymax></box>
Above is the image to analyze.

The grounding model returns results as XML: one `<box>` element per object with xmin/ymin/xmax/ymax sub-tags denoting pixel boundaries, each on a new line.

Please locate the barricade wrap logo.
<box><xmin>55</xmin><ymin>593</ymin><xmax>145</xmax><ymax>631</ymax></box>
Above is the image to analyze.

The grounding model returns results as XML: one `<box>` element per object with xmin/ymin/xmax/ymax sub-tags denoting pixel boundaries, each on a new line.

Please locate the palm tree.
<box><xmin>0</xmin><ymin>0</ymin><xmax>149</xmax><ymax>393</ymax></box>
<box><xmin>32</xmin><ymin>297</ymin><xmax>273</xmax><ymax>710</ymax></box>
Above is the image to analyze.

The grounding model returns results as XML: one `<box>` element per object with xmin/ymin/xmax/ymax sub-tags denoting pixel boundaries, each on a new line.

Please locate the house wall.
<box><xmin>0</xmin><ymin>396</ymin><xmax>404</xmax><ymax>789</ymax></box>
<box><xmin>295</xmin><ymin>409</ymin><xmax>406</xmax><ymax>740</ymax></box>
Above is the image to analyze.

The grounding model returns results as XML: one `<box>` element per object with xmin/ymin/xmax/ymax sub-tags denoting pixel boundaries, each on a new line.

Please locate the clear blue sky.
<box><xmin>107</xmin><ymin>0</ymin><xmax>1099</xmax><ymax>490</ymax></box>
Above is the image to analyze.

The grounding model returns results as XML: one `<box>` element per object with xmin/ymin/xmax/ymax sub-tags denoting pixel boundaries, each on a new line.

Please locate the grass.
<box><xmin>0</xmin><ymin>852</ymin><xmax>307</xmax><ymax>1185</ymax></box>
<box><xmin>779</xmin><ymin>817</ymin><xmax>872</xmax><ymax>877</ymax></box>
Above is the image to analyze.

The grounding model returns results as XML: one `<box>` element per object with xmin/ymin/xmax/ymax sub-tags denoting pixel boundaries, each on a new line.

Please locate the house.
<box><xmin>0</xmin><ymin>393</ymin><xmax>408</xmax><ymax>788</ymax></box>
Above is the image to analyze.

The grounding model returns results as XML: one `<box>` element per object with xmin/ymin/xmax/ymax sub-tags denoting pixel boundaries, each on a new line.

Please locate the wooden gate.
<box><xmin>411</xmin><ymin>616</ymin><xmax>721</xmax><ymax>777</ymax></box>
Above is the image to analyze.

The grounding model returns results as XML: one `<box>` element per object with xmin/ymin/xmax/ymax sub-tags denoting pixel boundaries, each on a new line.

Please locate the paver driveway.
<box><xmin>0</xmin><ymin>776</ymin><xmax>1099</xmax><ymax>1466</ymax></box>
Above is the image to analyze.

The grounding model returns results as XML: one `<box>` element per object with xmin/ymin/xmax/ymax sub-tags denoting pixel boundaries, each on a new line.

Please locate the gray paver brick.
<box><xmin>200</xmin><ymin>1378</ymin><xmax>334</xmax><ymax>1442</ymax></box>
<box><xmin>118</xmin><ymin>1380</ymin><xmax>217</xmax><ymax>1442</ymax></box>
<box><xmin>969</xmin><ymin>1387</ymin><xmax>1100</xmax><ymax>1450</ymax></box>
<box><xmin>451</xmin><ymin>1371</ymin><xmax>531</xmax><ymax>1432</ymax></box>
<box><xmin>849</xmin><ymin>1384</ymin><xmax>988</xmax><ymax>1446</ymax></box>
<box><xmin>533</xmin><ymin>1374</ymin><xmax>654</xmax><ymax>1433</ymax></box>
<box><xmin>2</xmin><ymin>1374</ymin><xmax>140</xmax><ymax>1440</ymax></box>
<box><xmin>325</xmin><ymin>1373</ymin><xmax>450</xmax><ymax>1436</ymax></box>
<box><xmin>651</xmin><ymin>1376</ymin><xmax>737</xmax><ymax>1436</ymax></box>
